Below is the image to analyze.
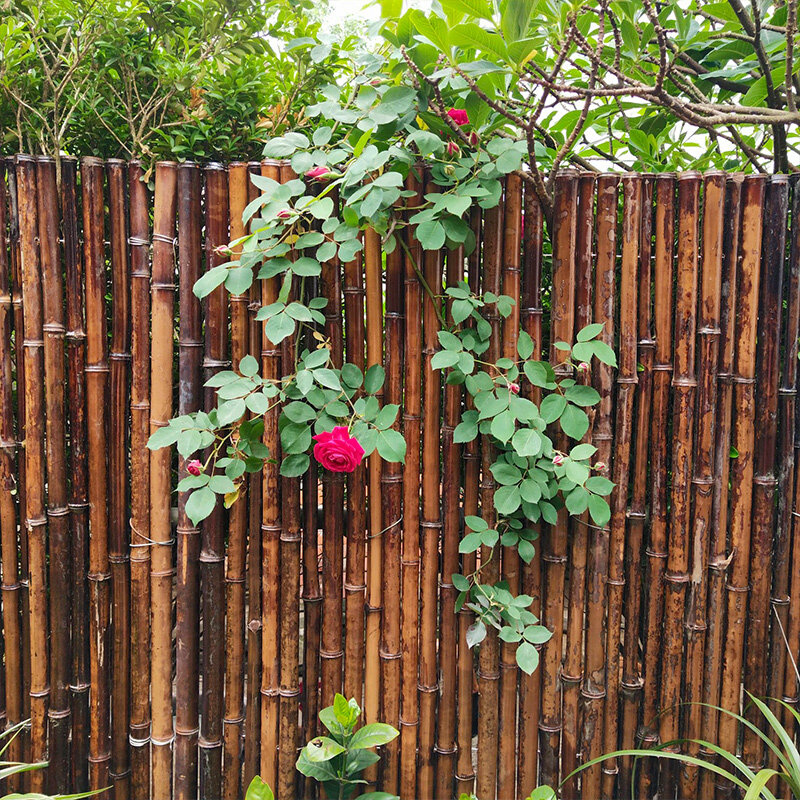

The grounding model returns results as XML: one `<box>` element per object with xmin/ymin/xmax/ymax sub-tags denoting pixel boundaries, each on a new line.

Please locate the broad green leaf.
<box><xmin>516</xmin><ymin>641</ymin><xmax>539</xmax><ymax>675</ymax></box>
<box><xmin>349</xmin><ymin>723</ymin><xmax>399</xmax><ymax>750</ymax></box>
<box><xmin>244</xmin><ymin>776</ymin><xmax>274</xmax><ymax>800</ymax></box>
<box><xmin>186</xmin><ymin>487</ymin><xmax>216</xmax><ymax>526</ymax></box>
<box><xmin>560</xmin><ymin>405</ymin><xmax>589</xmax><ymax>440</ymax></box>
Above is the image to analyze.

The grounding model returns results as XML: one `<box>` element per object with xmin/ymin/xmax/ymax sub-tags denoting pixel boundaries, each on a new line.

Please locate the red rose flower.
<box><xmin>306</xmin><ymin>166</ymin><xmax>331</xmax><ymax>180</ymax></box>
<box><xmin>447</xmin><ymin>108</ymin><xmax>470</xmax><ymax>126</ymax></box>
<box><xmin>187</xmin><ymin>459</ymin><xmax>203</xmax><ymax>476</ymax></box>
<box><xmin>313</xmin><ymin>426</ymin><xmax>365</xmax><ymax>473</ymax></box>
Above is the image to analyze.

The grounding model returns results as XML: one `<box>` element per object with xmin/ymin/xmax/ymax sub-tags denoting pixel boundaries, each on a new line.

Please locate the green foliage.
<box><xmin>243</xmin><ymin>775</ymin><xmax>274</xmax><ymax>800</ymax></box>
<box><xmin>296</xmin><ymin>694</ymin><xmax>399</xmax><ymax>800</ymax></box>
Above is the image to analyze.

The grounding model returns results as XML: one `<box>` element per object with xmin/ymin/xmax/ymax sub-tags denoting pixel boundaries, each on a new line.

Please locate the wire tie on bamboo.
<box><xmin>202</xmin><ymin>358</ymin><xmax>232</xmax><ymax>369</ymax></box>
<box><xmin>128</xmin><ymin>236</ymin><xmax>149</xmax><ymax>247</ymax></box>
<box><xmin>368</xmin><ymin>516</ymin><xmax>403</xmax><ymax>539</ymax></box>
<box><xmin>151</xmin><ymin>734</ymin><xmax>176</xmax><ymax>746</ymax></box>
<box><xmin>47</xmin><ymin>506</ymin><xmax>69</xmax><ymax>517</ymax></box>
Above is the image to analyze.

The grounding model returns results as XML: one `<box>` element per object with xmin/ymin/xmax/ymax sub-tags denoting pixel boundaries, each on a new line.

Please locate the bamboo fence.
<box><xmin>1</xmin><ymin>157</ymin><xmax>800</xmax><ymax>800</ymax></box>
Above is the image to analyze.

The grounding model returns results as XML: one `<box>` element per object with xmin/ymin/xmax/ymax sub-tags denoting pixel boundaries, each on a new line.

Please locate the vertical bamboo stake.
<box><xmin>128</xmin><ymin>161</ymin><xmax>151</xmax><ymax>800</ymax></box>
<box><xmin>381</xmin><ymin>242</ymin><xmax>404</xmax><ymax>794</ymax></box>
<box><xmin>82</xmin><ymin>156</ymin><xmax>112</xmax><ymax>791</ymax></box>
<box><xmin>0</xmin><ymin>158</ymin><xmax>23</xmax><ymax>780</ymax></box>
<box><xmin>677</xmin><ymin>171</ymin><xmax>726</xmax><ymax>798</ymax></box>
<box><xmin>174</xmin><ymin>162</ymin><xmax>202</xmax><ymax>800</ymax></box>
<box><xmin>717</xmin><ymin>174</ymin><xmax>767</xmax><ymax>779</ymax></box>
<box><xmin>64</xmin><ymin>156</ymin><xmax>90</xmax><ymax>793</ymax></box>
<box><xmin>277</xmin><ymin>161</ymin><xmax>301</xmax><ymax>800</ymax></box>
<box><xmin>36</xmin><ymin>156</ymin><xmax>70</xmax><ymax>793</ymax></box>
<box><xmin>399</xmin><ymin>170</ymin><xmax>423</xmax><ymax>800</ymax></box>
<box><xmin>418</xmin><ymin>200</ymin><xmax>442</xmax><ymax>799</ymax></box>
<box><xmin>200</xmin><ymin>163</ymin><xmax>229</xmax><ymax>799</ymax></box>
<box><xmin>698</xmin><ymin>176</ymin><xmax>743</xmax><ymax>799</ymax></box>
<box><xmin>244</xmin><ymin>162</ymin><xmax>264</xmax><ymax>786</ymax></box>
<box><xmin>540</xmin><ymin>171</ymin><xmax>578</xmax><ymax>790</ymax></box>
<box><xmin>223</xmin><ymin>163</ymin><xmax>249</xmax><ymax>800</ymax></box>
<box><xmin>259</xmin><ymin>159</ymin><xmax>282</xmax><ymax>790</ymax></box>
<box><xmin>579</xmin><ymin>175</ymin><xmax>618</xmax><ymax>800</ymax></box>
<box><xmin>561</xmin><ymin>173</ymin><xmax>595</xmax><ymax>799</ymax></box>
<box><xmin>149</xmin><ymin>161</ymin><xmax>178</xmax><ymax>800</ymax></box>
<box><xmin>617</xmin><ymin>175</ymin><xmax>654</xmax><ymax>799</ymax></box>
<box><xmin>742</xmin><ymin>175</ymin><xmax>787</xmax><ymax>771</ymax></box>
<box><xmin>517</xmin><ymin>188</ymin><xmax>544</xmax><ymax>800</ymax></box>
<box><xmin>476</xmin><ymin>182</ymin><xmax>505</xmax><ymax>800</ymax></box>
<box><xmin>106</xmin><ymin>158</ymin><xmax>132</xmax><ymax>800</ymax></box>
<box><xmin>497</xmin><ymin>173</ymin><xmax>523</xmax><ymax>800</ymax></box>
<box><xmin>600</xmin><ymin>175</ymin><xmax>641</xmax><ymax>800</ymax></box>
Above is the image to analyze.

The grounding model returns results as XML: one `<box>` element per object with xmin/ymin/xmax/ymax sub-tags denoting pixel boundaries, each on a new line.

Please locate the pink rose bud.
<box><xmin>446</xmin><ymin>141</ymin><xmax>461</xmax><ymax>157</ymax></box>
<box><xmin>593</xmin><ymin>461</ymin><xmax>608</xmax><ymax>472</ymax></box>
<box><xmin>509</xmin><ymin>382</ymin><xmax>520</xmax><ymax>395</ymax></box>
<box><xmin>313</xmin><ymin>426</ymin><xmax>365</xmax><ymax>473</ymax></box>
<box><xmin>187</xmin><ymin>459</ymin><xmax>203</xmax><ymax>476</ymax></box>
<box><xmin>447</xmin><ymin>108</ymin><xmax>470</xmax><ymax>126</ymax></box>
<box><xmin>306</xmin><ymin>166</ymin><xmax>331</xmax><ymax>180</ymax></box>
<box><xmin>213</xmin><ymin>244</ymin><xmax>231</xmax><ymax>258</ymax></box>
<box><xmin>468</xmin><ymin>131</ymin><xmax>480</xmax><ymax>147</ymax></box>
<box><xmin>277</xmin><ymin>209</ymin><xmax>292</xmax><ymax>219</ymax></box>
<box><xmin>370</xmin><ymin>78</ymin><xmax>382</xmax><ymax>86</ymax></box>
<box><xmin>552</xmin><ymin>454</ymin><xmax>565</xmax><ymax>467</ymax></box>
<box><xmin>577</xmin><ymin>361</ymin><xmax>590</xmax><ymax>373</ymax></box>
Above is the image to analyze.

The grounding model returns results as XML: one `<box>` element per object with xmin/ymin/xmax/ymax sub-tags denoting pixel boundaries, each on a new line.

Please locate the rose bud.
<box><xmin>446</xmin><ymin>140</ymin><xmax>461</xmax><ymax>157</ymax></box>
<box><xmin>469</xmin><ymin>131</ymin><xmax>480</xmax><ymax>147</ymax></box>
<box><xmin>444</xmin><ymin>164</ymin><xmax>456</xmax><ymax>176</ymax></box>
<box><xmin>577</xmin><ymin>361</ymin><xmax>590</xmax><ymax>373</ymax></box>
<box><xmin>187</xmin><ymin>459</ymin><xmax>203</xmax><ymax>476</ymax></box>
<box><xmin>277</xmin><ymin>209</ymin><xmax>292</xmax><ymax>219</ymax></box>
<box><xmin>447</xmin><ymin>108</ymin><xmax>470</xmax><ymax>126</ymax></box>
<box><xmin>552</xmin><ymin>454</ymin><xmax>565</xmax><ymax>467</ymax></box>
<box><xmin>306</xmin><ymin>166</ymin><xmax>331</xmax><ymax>180</ymax></box>
<box><xmin>313</xmin><ymin>426</ymin><xmax>365</xmax><ymax>473</ymax></box>
<box><xmin>509</xmin><ymin>382</ymin><xmax>520</xmax><ymax>395</ymax></box>
<box><xmin>593</xmin><ymin>461</ymin><xmax>608</xmax><ymax>473</ymax></box>
<box><xmin>213</xmin><ymin>244</ymin><xmax>231</xmax><ymax>258</ymax></box>
<box><xmin>369</xmin><ymin>78</ymin><xmax>382</xmax><ymax>86</ymax></box>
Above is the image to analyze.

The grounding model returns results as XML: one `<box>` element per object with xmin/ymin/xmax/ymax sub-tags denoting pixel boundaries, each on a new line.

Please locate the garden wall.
<box><xmin>0</xmin><ymin>155</ymin><xmax>796</xmax><ymax>800</ymax></box>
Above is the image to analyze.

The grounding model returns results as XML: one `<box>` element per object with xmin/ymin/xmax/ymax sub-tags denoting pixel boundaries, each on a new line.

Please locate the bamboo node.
<box><xmin>26</xmin><ymin>515</ymin><xmax>47</xmax><ymax>528</ymax></box>
<box><xmin>42</xmin><ymin>322</ymin><xmax>65</xmax><ymax>334</ymax></box>
<box><xmin>109</xmin><ymin>351</ymin><xmax>132</xmax><ymax>362</ymax></box>
<box><xmin>626</xmin><ymin>510</ymin><xmax>646</xmax><ymax>521</ymax></box>
<box><xmin>22</xmin><ymin>339</ymin><xmax>44</xmax><ymax>348</ymax></box>
<box><xmin>47</xmin><ymin>506</ymin><xmax>69</xmax><ymax>517</ymax></box>
<box><xmin>85</xmin><ymin>364</ymin><xmax>109</xmax><ymax>373</ymax></box>
<box><xmin>664</xmin><ymin>571</ymin><xmax>690</xmax><ymax>584</ymax></box>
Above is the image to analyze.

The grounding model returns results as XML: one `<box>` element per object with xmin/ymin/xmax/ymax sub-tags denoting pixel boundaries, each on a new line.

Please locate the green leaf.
<box><xmin>341</xmin><ymin>363</ymin><xmax>363</xmax><ymax>388</ymax></box>
<box><xmin>432</xmin><ymin>350</ymin><xmax>460</xmax><ymax>370</ymax></box>
<box><xmin>453</xmin><ymin>419</ymin><xmax>478</xmax><ymax>443</ymax></box>
<box><xmin>147</xmin><ymin>425</ymin><xmax>180</xmax><ymax>450</ymax></box>
<box><xmin>465</xmin><ymin>515</ymin><xmax>488</xmax><ymax>531</ymax></box>
<box><xmin>565</xmin><ymin>486</ymin><xmax>589</xmax><ymax>515</ymax></box>
<box><xmin>265</xmin><ymin>313</ymin><xmax>295</xmax><ymax>344</ymax></box>
<box><xmin>365</xmin><ymin>364</ymin><xmax>386</xmax><ymax>394</ymax></box>
<box><xmin>209</xmin><ymin>475</ymin><xmax>236</xmax><ymax>494</ymax></box>
<box><xmin>349</xmin><ymin>723</ymin><xmax>399</xmax><ymax>750</ymax></box>
<box><xmin>516</xmin><ymin>641</ymin><xmax>540</xmax><ymax>675</ymax></box>
<box><xmin>302</xmin><ymin>736</ymin><xmax>346</xmax><ymax>762</ymax></box>
<box><xmin>560</xmin><ymin>405</ymin><xmax>589</xmax><ymax>440</ymax></box>
<box><xmin>490</xmin><ymin>409</ymin><xmax>515</xmax><ymax>443</ymax></box>
<box><xmin>517</xmin><ymin>330</ymin><xmax>534</xmax><ymax>360</ymax></box>
<box><xmin>512</xmin><ymin>427</ymin><xmax>541</xmax><ymax>457</ymax></box>
<box><xmin>314</xmin><ymin>368</ymin><xmax>342</xmax><ymax>391</ymax></box>
<box><xmin>591</xmin><ymin>340</ymin><xmax>617</xmax><ymax>367</ymax></box>
<box><xmin>244</xmin><ymin>775</ymin><xmax>274</xmax><ymax>800</ymax></box>
<box><xmin>284</xmin><ymin>402</ymin><xmax>316</xmax><ymax>423</ymax></box>
<box><xmin>217</xmin><ymin>398</ymin><xmax>246</xmax><ymax>426</ymax></box>
<box><xmin>376</xmin><ymin>428</ymin><xmax>407</xmax><ymax>462</ymax></box>
<box><xmin>281</xmin><ymin>454</ymin><xmax>310</xmax><ymax>477</ymax></box>
<box><xmin>588</xmin><ymin>495</ymin><xmax>611</xmax><ymax>527</ymax></box>
<box><xmin>494</xmin><ymin>485</ymin><xmax>521</xmax><ymax>515</ymax></box>
<box><xmin>417</xmin><ymin>220</ymin><xmax>446</xmax><ymax>250</ymax></box>
<box><xmin>586</xmin><ymin>476</ymin><xmax>614</xmax><ymax>495</ymax></box>
<box><xmin>193</xmin><ymin>266</ymin><xmax>228</xmax><ymax>298</ymax></box>
<box><xmin>466</xmin><ymin>620</ymin><xmax>487</xmax><ymax>647</ymax></box>
<box><xmin>239</xmin><ymin>354</ymin><xmax>259</xmax><ymax>378</ymax></box>
<box><xmin>570</xmin><ymin>443</ymin><xmax>597</xmax><ymax>461</ymax></box>
<box><xmin>459</xmin><ymin>531</ymin><xmax>483</xmax><ymax>554</ymax></box>
<box><xmin>565</xmin><ymin>385</ymin><xmax>600</xmax><ymax>407</ymax></box>
<box><xmin>186</xmin><ymin>487</ymin><xmax>216</xmax><ymax>526</ymax></box>
<box><xmin>540</xmin><ymin>394</ymin><xmax>567</xmax><ymax>423</ymax></box>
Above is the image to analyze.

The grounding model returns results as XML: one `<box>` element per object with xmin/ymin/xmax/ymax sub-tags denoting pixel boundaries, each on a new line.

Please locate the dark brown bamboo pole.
<box><xmin>244</xmin><ymin>161</ymin><xmax>264</xmax><ymax>787</ymax></box>
<box><xmin>476</xmin><ymin>182</ymin><xmax>505</xmax><ymax>800</ymax></box>
<box><xmin>364</xmin><ymin>227</ymin><xmax>384</xmax><ymax>747</ymax></box>
<box><xmin>260</xmin><ymin>159</ymin><xmax>282</xmax><ymax>790</ymax></box>
<box><xmin>64</xmin><ymin>156</ymin><xmax>90</xmax><ymax>793</ymax></box>
<box><xmin>497</xmin><ymin>172</ymin><xmax>523</xmax><ymax>800</ymax></box>
<box><xmin>561</xmin><ymin>173</ymin><xmax>596</xmax><ymax>800</ymax></box>
<box><xmin>517</xmin><ymin>188</ymin><xmax>544</xmax><ymax>800</ymax></box>
<box><xmin>277</xmin><ymin>161</ymin><xmax>301</xmax><ymax>800</ymax></box>
<box><xmin>435</xmin><ymin>238</ymin><xmax>464</xmax><ymax>800</ymax></box>
<box><xmin>127</xmin><ymin>161</ymin><xmax>151</xmax><ymax>800</ymax></box>
<box><xmin>676</xmin><ymin>172</ymin><xmax>726</xmax><ymax>799</ymax></box>
<box><xmin>579</xmin><ymin>174</ymin><xmax>618</xmax><ymax>800</ymax></box>
<box><xmin>418</xmin><ymin>199</ymin><xmax>442</xmax><ymax>799</ymax></box>
<box><xmin>540</xmin><ymin>171</ymin><xmax>578</xmax><ymax>790</ymax></box>
<box><xmin>149</xmin><ymin>161</ymin><xmax>178</xmax><ymax>799</ymax></box>
<box><xmin>600</xmin><ymin>174</ymin><xmax>641</xmax><ymax>800</ymax></box>
<box><xmin>381</xmin><ymin>242</ymin><xmax>404</xmax><ymax>794</ymax></box>
<box><xmin>399</xmin><ymin>169</ymin><xmax>423</xmax><ymax>800</ymax></box>
<box><xmin>106</xmin><ymin>158</ymin><xmax>132</xmax><ymax>800</ymax></box>
<box><xmin>82</xmin><ymin>156</ymin><xmax>112</xmax><ymax>791</ymax></box>
<box><xmin>174</xmin><ymin>162</ymin><xmax>202</xmax><ymax>800</ymax></box>
<box><xmin>0</xmin><ymin>159</ymin><xmax>23</xmax><ymax>780</ymax></box>
<box><xmin>223</xmin><ymin>162</ymin><xmax>249</xmax><ymax>800</ymax></box>
<box><xmin>742</xmin><ymin>175</ymin><xmax>788</xmax><ymax>771</ymax></box>
<box><xmin>200</xmin><ymin>163</ymin><xmax>229</xmax><ymax>800</ymax></box>
<box><xmin>617</xmin><ymin>175</ymin><xmax>654</xmax><ymax>799</ymax></box>
<box><xmin>697</xmin><ymin>175</ymin><xmax>743</xmax><ymax>800</ymax></box>
<box><xmin>36</xmin><ymin>156</ymin><xmax>71</xmax><ymax>794</ymax></box>
<box><xmin>717</xmin><ymin>174</ymin><xmax>767</xmax><ymax>781</ymax></box>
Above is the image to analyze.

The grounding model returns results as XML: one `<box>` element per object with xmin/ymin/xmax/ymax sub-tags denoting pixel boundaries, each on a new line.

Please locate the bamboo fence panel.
<box><xmin>1</xmin><ymin>162</ymin><xmax>800</xmax><ymax>800</ymax></box>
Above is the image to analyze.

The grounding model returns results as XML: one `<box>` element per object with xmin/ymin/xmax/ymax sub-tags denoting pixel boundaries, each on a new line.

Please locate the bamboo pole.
<box><xmin>676</xmin><ymin>172</ymin><xmax>726</xmax><ymax>798</ymax></box>
<box><xmin>717</xmin><ymin>174</ymin><xmax>767</xmax><ymax>784</ymax></box>
<box><xmin>64</xmin><ymin>156</ymin><xmax>90</xmax><ymax>793</ymax></box>
<box><xmin>517</xmin><ymin>187</ymin><xmax>544</xmax><ymax>800</ymax></box>
<box><xmin>244</xmin><ymin>161</ymin><xmax>264</xmax><ymax>786</ymax></box>
<box><xmin>0</xmin><ymin>157</ymin><xmax>23</xmax><ymax>784</ymax></box>
<box><xmin>579</xmin><ymin>174</ymin><xmax>618</xmax><ymax>800</ymax></box>
<box><xmin>742</xmin><ymin>175</ymin><xmax>788</xmax><ymax>771</ymax></box>
<box><xmin>476</xmin><ymin>181</ymin><xmax>505</xmax><ymax>800</ymax></box>
<box><xmin>617</xmin><ymin>175</ymin><xmax>654</xmax><ymax>798</ymax></box>
<box><xmin>698</xmin><ymin>175</ymin><xmax>743</xmax><ymax>800</ymax></box>
<box><xmin>381</xmin><ymin>242</ymin><xmax>404</xmax><ymax>794</ymax></box>
<box><xmin>82</xmin><ymin>156</ymin><xmax>112</xmax><ymax>791</ymax></box>
<box><xmin>174</xmin><ymin>162</ymin><xmax>202</xmax><ymax>800</ymax></box>
<box><xmin>223</xmin><ymin>163</ymin><xmax>249</xmax><ymax>800</ymax></box>
<box><xmin>540</xmin><ymin>171</ymin><xmax>578</xmax><ymax>790</ymax></box>
<box><xmin>106</xmin><ymin>158</ymin><xmax>132</xmax><ymax>800</ymax></box>
<box><xmin>259</xmin><ymin>159</ymin><xmax>282</xmax><ymax>790</ymax></box>
<box><xmin>561</xmin><ymin>173</ymin><xmax>596</xmax><ymax>800</ymax></box>
<box><xmin>399</xmin><ymin>169</ymin><xmax>423</xmax><ymax>800</ymax></box>
<box><xmin>200</xmin><ymin>163</ymin><xmax>229</xmax><ymax>799</ymax></box>
<box><xmin>128</xmin><ymin>161</ymin><xmax>151</xmax><ymax>800</ymax></box>
<box><xmin>277</xmin><ymin>161</ymin><xmax>301</xmax><ymax>800</ymax></box>
<box><xmin>600</xmin><ymin>174</ymin><xmax>642</xmax><ymax>800</ymax></box>
<box><xmin>149</xmin><ymin>161</ymin><xmax>178</xmax><ymax>800</ymax></box>
<box><xmin>37</xmin><ymin>156</ymin><xmax>71</xmax><ymax>793</ymax></box>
